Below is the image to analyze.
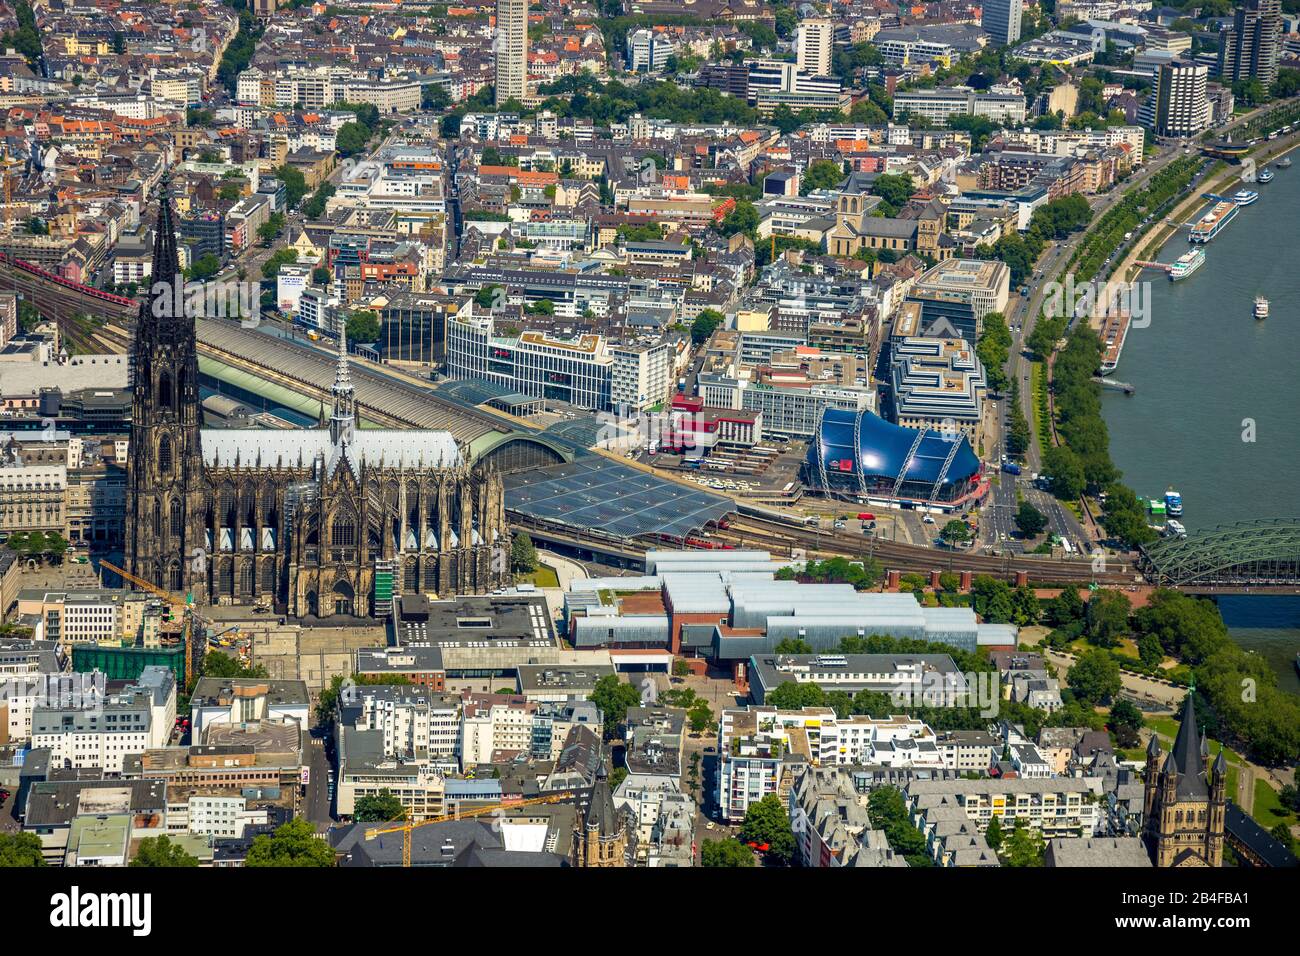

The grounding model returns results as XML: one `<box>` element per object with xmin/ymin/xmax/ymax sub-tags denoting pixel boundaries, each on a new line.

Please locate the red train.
<box><xmin>685</xmin><ymin>536</ymin><xmax>735</xmax><ymax>550</ymax></box>
<box><xmin>0</xmin><ymin>251</ymin><xmax>135</xmax><ymax>308</ymax></box>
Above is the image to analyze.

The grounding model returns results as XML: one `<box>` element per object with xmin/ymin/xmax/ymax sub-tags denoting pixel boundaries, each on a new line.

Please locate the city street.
<box><xmin>1006</xmin><ymin>141</ymin><xmax>1191</xmax><ymax>477</ymax></box>
<box><xmin>303</xmin><ymin>732</ymin><xmax>334</xmax><ymax>826</ymax></box>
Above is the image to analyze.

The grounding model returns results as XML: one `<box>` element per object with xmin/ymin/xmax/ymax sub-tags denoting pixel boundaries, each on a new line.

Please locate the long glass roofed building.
<box><xmin>803</xmin><ymin>407</ymin><xmax>986</xmax><ymax>510</ymax></box>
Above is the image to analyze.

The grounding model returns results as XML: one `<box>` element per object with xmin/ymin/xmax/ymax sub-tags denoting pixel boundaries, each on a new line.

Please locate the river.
<box><xmin>1102</xmin><ymin>155</ymin><xmax>1300</xmax><ymax>693</ymax></box>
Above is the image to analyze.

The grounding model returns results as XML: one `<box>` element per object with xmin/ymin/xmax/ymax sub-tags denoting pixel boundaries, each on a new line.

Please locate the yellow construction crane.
<box><xmin>100</xmin><ymin>559</ymin><xmax>198</xmax><ymax>685</ymax></box>
<box><xmin>364</xmin><ymin>790</ymin><xmax>585</xmax><ymax>867</ymax></box>
<box><xmin>99</xmin><ymin>559</ymin><xmax>183</xmax><ymax>604</ymax></box>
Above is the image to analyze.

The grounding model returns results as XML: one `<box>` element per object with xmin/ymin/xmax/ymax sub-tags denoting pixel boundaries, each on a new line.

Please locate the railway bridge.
<box><xmin>1139</xmin><ymin>518</ymin><xmax>1300</xmax><ymax>592</ymax></box>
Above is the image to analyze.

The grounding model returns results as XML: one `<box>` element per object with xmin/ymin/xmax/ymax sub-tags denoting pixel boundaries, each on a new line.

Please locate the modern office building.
<box><xmin>747</xmin><ymin>59</ymin><xmax>849</xmax><ymax>114</ymax></box>
<box><xmin>379</xmin><ymin>292</ymin><xmax>456</xmax><ymax>367</ymax></box>
<box><xmin>796</xmin><ymin>19</ymin><xmax>834</xmax><ymax>77</ymax></box>
<box><xmin>494</xmin><ymin>0</ymin><xmax>528</xmax><ymax>105</ymax></box>
<box><xmin>909</xmin><ymin>258</ymin><xmax>1011</xmax><ymax>333</ymax></box>
<box><xmin>446</xmin><ymin>309</ymin><xmax>614</xmax><ymax>411</ymax></box>
<box><xmin>628</xmin><ymin>28</ymin><xmax>676</xmax><ymax>74</ymax></box>
<box><xmin>889</xmin><ymin>337</ymin><xmax>988</xmax><ymax>444</ymax></box>
<box><xmin>610</xmin><ymin>341</ymin><xmax>672</xmax><ymax>415</ymax></box>
<box><xmin>1217</xmin><ymin>0</ymin><xmax>1282</xmax><ymax>87</ymax></box>
<box><xmin>893</xmin><ymin>88</ymin><xmax>1027</xmax><ymax>126</ymax></box>
<box><xmin>982</xmin><ymin>0</ymin><xmax>1023</xmax><ymax>46</ymax></box>
<box><xmin>1144</xmin><ymin>59</ymin><xmax>1210</xmax><ymax>137</ymax></box>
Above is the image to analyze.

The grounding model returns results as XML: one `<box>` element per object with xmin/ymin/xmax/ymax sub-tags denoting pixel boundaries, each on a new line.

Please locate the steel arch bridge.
<box><xmin>1138</xmin><ymin>518</ymin><xmax>1300</xmax><ymax>587</ymax></box>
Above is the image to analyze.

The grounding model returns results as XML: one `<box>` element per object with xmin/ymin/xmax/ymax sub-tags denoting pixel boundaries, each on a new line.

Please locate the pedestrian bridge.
<box><xmin>1139</xmin><ymin>518</ymin><xmax>1300</xmax><ymax>588</ymax></box>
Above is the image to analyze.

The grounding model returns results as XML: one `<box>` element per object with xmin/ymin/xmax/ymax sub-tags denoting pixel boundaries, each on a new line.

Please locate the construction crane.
<box><xmin>100</xmin><ymin>559</ymin><xmax>198</xmax><ymax>686</ymax></box>
<box><xmin>364</xmin><ymin>789</ymin><xmax>586</xmax><ymax>867</ymax></box>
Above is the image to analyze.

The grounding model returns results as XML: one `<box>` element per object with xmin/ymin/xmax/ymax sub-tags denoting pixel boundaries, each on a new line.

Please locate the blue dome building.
<box><xmin>804</xmin><ymin>407</ymin><xmax>984</xmax><ymax>506</ymax></box>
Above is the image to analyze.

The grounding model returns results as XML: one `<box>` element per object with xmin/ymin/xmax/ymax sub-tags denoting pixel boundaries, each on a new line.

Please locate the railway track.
<box><xmin>719</xmin><ymin>515</ymin><xmax>1135</xmax><ymax>584</ymax></box>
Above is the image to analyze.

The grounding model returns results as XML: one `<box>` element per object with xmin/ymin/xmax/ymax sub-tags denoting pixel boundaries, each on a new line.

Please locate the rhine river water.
<box><xmin>1101</xmin><ymin>155</ymin><xmax>1300</xmax><ymax>693</ymax></box>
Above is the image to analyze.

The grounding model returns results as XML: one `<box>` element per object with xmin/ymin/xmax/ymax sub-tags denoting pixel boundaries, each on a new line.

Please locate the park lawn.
<box><xmin>1114</xmin><ymin>637</ymin><xmax>1141</xmax><ymax>660</ymax></box>
<box><xmin>1253</xmin><ymin>779</ymin><xmax>1293</xmax><ymax>831</ymax></box>
<box><xmin>518</xmin><ymin>564</ymin><xmax>559</xmax><ymax>588</ymax></box>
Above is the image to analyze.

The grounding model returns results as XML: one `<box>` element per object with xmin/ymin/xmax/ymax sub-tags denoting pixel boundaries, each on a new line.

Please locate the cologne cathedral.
<box><xmin>124</xmin><ymin>176</ymin><xmax>509</xmax><ymax>617</ymax></box>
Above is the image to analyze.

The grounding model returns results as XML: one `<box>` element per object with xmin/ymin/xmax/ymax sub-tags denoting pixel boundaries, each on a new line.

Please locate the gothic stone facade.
<box><xmin>124</xmin><ymin>179</ymin><xmax>509</xmax><ymax>617</ymax></box>
<box><xmin>1142</xmin><ymin>692</ymin><xmax>1227</xmax><ymax>867</ymax></box>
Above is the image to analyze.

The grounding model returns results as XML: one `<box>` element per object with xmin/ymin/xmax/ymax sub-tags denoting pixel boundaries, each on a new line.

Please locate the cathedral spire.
<box><xmin>151</xmin><ymin>168</ymin><xmax>180</xmax><ymax>291</ymax></box>
<box><xmin>329</xmin><ymin>313</ymin><xmax>356</xmax><ymax>445</ymax></box>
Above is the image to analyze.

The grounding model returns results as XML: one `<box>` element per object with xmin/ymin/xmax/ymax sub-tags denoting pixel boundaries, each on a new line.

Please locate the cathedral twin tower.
<box><xmin>124</xmin><ymin>174</ymin><xmax>509</xmax><ymax>617</ymax></box>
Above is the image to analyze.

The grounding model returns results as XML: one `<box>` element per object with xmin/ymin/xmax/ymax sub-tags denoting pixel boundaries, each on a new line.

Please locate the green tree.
<box><xmin>1137</xmin><ymin>632</ymin><xmax>1164</xmax><ymax>668</ymax></box>
<box><xmin>244</xmin><ymin>818</ymin><xmax>335</xmax><ymax>867</ymax></box>
<box><xmin>1085</xmin><ymin>589</ymin><xmax>1131</xmax><ymax>647</ymax></box>
<box><xmin>1270</xmin><ymin>823</ymin><xmax>1296</xmax><ymax>856</ymax></box>
<box><xmin>1132</xmin><ymin>590</ymin><xmax>1230</xmax><ymax>665</ymax></box>
<box><xmin>971</xmin><ymin>575</ymin><xmax>1016</xmax><ymax>623</ymax></box>
<box><xmin>1046</xmin><ymin>586</ymin><xmax>1085</xmax><ymax>626</ymax></box>
<box><xmin>868</xmin><ymin>786</ymin><xmax>933</xmax><ymax>866</ymax></box>
<box><xmin>740</xmin><ymin>793</ymin><xmax>796</xmax><ymax>864</ymax></box>
<box><xmin>801</xmin><ymin>159</ymin><xmax>844</xmax><ymax>195</ymax></box>
<box><xmin>691</xmin><ymin>308</ymin><xmax>725</xmax><ymax>345</ymax></box>
<box><xmin>984</xmin><ymin>814</ymin><xmax>1004</xmax><ymax>851</ymax></box>
<box><xmin>717</xmin><ymin>200</ymin><xmax>759</xmax><ymax>239</ymax></box>
<box><xmin>774</xmin><ymin>638</ymin><xmax>813</xmax><ymax>654</ymax></box>
<box><xmin>131</xmin><ymin>835</ymin><xmax>199</xmax><ymax>867</ymax></box>
<box><xmin>346</xmin><ymin>310</ymin><xmax>380</xmax><ymax>344</ymax></box>
<box><xmin>302</xmin><ymin>182</ymin><xmax>336</xmax><ymax>219</ymax></box>
<box><xmin>976</xmin><ymin>312</ymin><xmax>1012</xmax><ymax>393</ymax></box>
<box><xmin>275</xmin><ymin>164</ymin><xmax>309</xmax><ymax>208</ymax></box>
<box><xmin>510</xmin><ymin>531</ymin><xmax>538</xmax><ymax>573</ymax></box>
<box><xmin>336</xmin><ymin>121</ymin><xmax>371</xmax><ymax>158</ymax></box>
<box><xmin>261</xmin><ymin>247</ymin><xmax>298</xmax><ymax>280</ymax></box>
<box><xmin>940</xmin><ymin>520</ymin><xmax>972</xmax><ymax>546</ymax></box>
<box><xmin>316</xmin><ymin>673</ymin><xmax>348</xmax><ymax>724</ymax></box>
<box><xmin>1110</xmin><ymin>698</ymin><xmax>1143</xmax><ymax>748</ymax></box>
<box><xmin>871</xmin><ymin>173</ymin><xmax>914</xmax><ymax>215</ymax></box>
<box><xmin>1068</xmin><ymin>649</ymin><xmax>1122</xmax><ymax>705</ymax></box>
<box><xmin>257</xmin><ymin>219</ymin><xmax>281</xmax><ymax>246</ymax></box>
<box><xmin>353</xmin><ymin>789</ymin><xmax>407</xmax><ymax>823</ymax></box>
<box><xmin>474</xmin><ymin>285</ymin><xmax>503</xmax><ymax>310</ymax></box>
<box><xmin>701</xmin><ymin>837</ymin><xmax>755</xmax><ymax>867</ymax></box>
<box><xmin>1011</xmin><ymin>585</ymin><xmax>1040</xmax><ymax>626</ymax></box>
<box><xmin>765</xmin><ymin>680</ymin><xmax>826</xmax><ymax>711</ymax></box>
<box><xmin>1000</xmin><ymin>817</ymin><xmax>1045</xmax><ymax>866</ymax></box>
<box><xmin>189</xmin><ymin>253</ymin><xmax>222</xmax><ymax>282</ymax></box>
<box><xmin>687</xmin><ymin>699</ymin><xmax>715</xmax><ymax>735</ymax></box>
<box><xmin>312</xmin><ymin>266</ymin><xmax>331</xmax><ymax>286</ymax></box>
<box><xmin>0</xmin><ymin>831</ymin><xmax>46</xmax><ymax>866</ymax></box>
<box><xmin>1042</xmin><ymin>444</ymin><xmax>1086</xmax><ymax>500</ymax></box>
<box><xmin>201</xmin><ymin>650</ymin><xmax>269</xmax><ymax>680</ymax></box>
<box><xmin>1014</xmin><ymin>502</ymin><xmax>1048</xmax><ymax>538</ymax></box>
<box><xmin>590</xmin><ymin>675</ymin><xmax>642</xmax><ymax>739</ymax></box>
<box><xmin>421</xmin><ymin>84</ymin><xmax>451</xmax><ymax>110</ymax></box>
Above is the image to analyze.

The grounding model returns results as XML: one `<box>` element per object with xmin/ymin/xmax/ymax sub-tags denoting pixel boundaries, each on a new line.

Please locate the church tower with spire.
<box><xmin>123</xmin><ymin>179</ymin><xmax>508</xmax><ymax>619</ymax></box>
<box><xmin>329</xmin><ymin>315</ymin><xmax>356</xmax><ymax>446</ymax></box>
<box><xmin>124</xmin><ymin>171</ymin><xmax>209</xmax><ymax>603</ymax></box>
<box><xmin>1143</xmin><ymin>687</ymin><xmax>1227</xmax><ymax>866</ymax></box>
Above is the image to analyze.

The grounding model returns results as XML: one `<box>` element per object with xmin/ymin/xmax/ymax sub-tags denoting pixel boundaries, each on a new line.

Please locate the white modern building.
<box><xmin>893</xmin><ymin>88</ymin><xmax>1027</xmax><ymax>126</ymax></box>
<box><xmin>796</xmin><ymin>19</ymin><xmax>834</xmax><ymax>77</ymax></box>
<box><xmin>495</xmin><ymin>0</ymin><xmax>528</xmax><ymax>105</ymax></box>
<box><xmin>982</xmin><ymin>0</ymin><xmax>1024</xmax><ymax>47</ymax></box>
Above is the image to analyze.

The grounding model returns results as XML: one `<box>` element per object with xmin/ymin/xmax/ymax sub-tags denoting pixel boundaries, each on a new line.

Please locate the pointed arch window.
<box><xmin>158</xmin><ymin>435</ymin><xmax>173</xmax><ymax>475</ymax></box>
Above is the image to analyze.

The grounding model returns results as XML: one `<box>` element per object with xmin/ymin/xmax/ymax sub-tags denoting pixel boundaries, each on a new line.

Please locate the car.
<box><xmin>922</xmin><ymin>515</ymin><xmax>936</xmax><ymax>524</ymax></box>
